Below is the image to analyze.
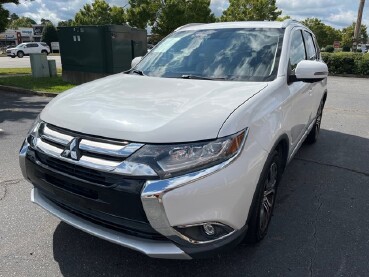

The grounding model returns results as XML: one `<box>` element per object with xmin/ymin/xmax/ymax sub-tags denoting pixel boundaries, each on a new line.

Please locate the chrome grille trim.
<box><xmin>34</xmin><ymin>123</ymin><xmax>157</xmax><ymax>177</ymax></box>
<box><xmin>79</xmin><ymin>139</ymin><xmax>143</xmax><ymax>158</ymax></box>
<box><xmin>42</xmin><ymin>125</ymin><xmax>72</xmax><ymax>146</ymax></box>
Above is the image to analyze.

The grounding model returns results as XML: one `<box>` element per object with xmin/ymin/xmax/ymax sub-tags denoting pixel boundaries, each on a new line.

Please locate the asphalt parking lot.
<box><xmin>0</xmin><ymin>56</ymin><xmax>62</xmax><ymax>68</ymax></box>
<box><xmin>0</xmin><ymin>76</ymin><xmax>368</xmax><ymax>276</ymax></box>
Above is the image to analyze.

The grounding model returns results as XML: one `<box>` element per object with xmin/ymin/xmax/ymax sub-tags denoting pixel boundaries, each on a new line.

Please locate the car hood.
<box><xmin>41</xmin><ymin>74</ymin><xmax>267</xmax><ymax>143</ymax></box>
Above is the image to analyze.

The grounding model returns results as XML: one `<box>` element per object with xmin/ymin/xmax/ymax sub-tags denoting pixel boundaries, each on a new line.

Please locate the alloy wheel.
<box><xmin>259</xmin><ymin>162</ymin><xmax>278</xmax><ymax>233</ymax></box>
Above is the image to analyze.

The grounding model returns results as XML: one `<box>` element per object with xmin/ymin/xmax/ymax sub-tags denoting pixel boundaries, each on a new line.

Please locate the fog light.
<box><xmin>203</xmin><ymin>223</ymin><xmax>215</xmax><ymax>236</ymax></box>
<box><xmin>174</xmin><ymin>222</ymin><xmax>234</xmax><ymax>243</ymax></box>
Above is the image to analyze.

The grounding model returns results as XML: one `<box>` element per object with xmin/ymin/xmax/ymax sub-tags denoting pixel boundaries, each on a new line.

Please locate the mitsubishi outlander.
<box><xmin>19</xmin><ymin>20</ymin><xmax>328</xmax><ymax>259</ymax></box>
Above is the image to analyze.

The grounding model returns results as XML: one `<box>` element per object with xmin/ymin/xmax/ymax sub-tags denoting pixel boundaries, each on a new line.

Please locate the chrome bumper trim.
<box><xmin>19</xmin><ymin>140</ymin><xmax>29</xmax><ymax>180</ymax></box>
<box><xmin>31</xmin><ymin>188</ymin><xmax>191</xmax><ymax>259</ymax></box>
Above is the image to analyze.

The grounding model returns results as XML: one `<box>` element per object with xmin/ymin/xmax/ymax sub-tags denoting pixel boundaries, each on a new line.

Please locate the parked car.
<box><xmin>19</xmin><ymin>20</ymin><xmax>328</xmax><ymax>259</ymax></box>
<box><xmin>6</xmin><ymin>42</ymin><xmax>50</xmax><ymax>58</ymax></box>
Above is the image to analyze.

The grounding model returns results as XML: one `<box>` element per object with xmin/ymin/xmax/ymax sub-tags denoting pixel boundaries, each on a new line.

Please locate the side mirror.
<box><xmin>295</xmin><ymin>60</ymin><xmax>328</xmax><ymax>82</ymax></box>
<box><xmin>131</xmin><ymin>56</ymin><xmax>143</xmax><ymax>68</ymax></box>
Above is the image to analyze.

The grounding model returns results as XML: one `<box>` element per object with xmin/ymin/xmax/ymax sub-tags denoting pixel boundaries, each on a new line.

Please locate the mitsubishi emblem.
<box><xmin>61</xmin><ymin>138</ymin><xmax>81</xmax><ymax>160</ymax></box>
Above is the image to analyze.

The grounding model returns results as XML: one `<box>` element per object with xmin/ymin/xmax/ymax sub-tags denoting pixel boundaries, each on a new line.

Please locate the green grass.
<box><xmin>0</xmin><ymin>75</ymin><xmax>75</xmax><ymax>93</ymax></box>
<box><xmin>0</xmin><ymin>67</ymin><xmax>62</xmax><ymax>75</ymax></box>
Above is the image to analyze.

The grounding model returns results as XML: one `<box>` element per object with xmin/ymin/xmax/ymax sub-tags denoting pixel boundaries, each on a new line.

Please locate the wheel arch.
<box><xmin>270</xmin><ymin>133</ymin><xmax>289</xmax><ymax>173</ymax></box>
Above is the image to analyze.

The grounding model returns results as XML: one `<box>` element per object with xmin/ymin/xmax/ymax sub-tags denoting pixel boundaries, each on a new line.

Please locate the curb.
<box><xmin>0</xmin><ymin>85</ymin><xmax>57</xmax><ymax>97</ymax></box>
<box><xmin>329</xmin><ymin>74</ymin><xmax>369</xmax><ymax>78</ymax></box>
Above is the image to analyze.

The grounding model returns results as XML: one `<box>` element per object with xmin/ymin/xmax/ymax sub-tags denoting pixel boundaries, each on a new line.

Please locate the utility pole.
<box><xmin>353</xmin><ymin>0</ymin><xmax>365</xmax><ymax>51</ymax></box>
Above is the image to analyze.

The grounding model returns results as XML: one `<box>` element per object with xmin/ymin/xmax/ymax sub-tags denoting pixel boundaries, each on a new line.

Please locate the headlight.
<box><xmin>127</xmin><ymin>129</ymin><xmax>247</xmax><ymax>178</ymax></box>
<box><xmin>26</xmin><ymin>115</ymin><xmax>41</xmax><ymax>148</ymax></box>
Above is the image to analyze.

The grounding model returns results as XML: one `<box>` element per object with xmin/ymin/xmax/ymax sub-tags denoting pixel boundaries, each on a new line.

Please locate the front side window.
<box><xmin>135</xmin><ymin>28</ymin><xmax>284</xmax><ymax>82</ymax></box>
<box><xmin>289</xmin><ymin>30</ymin><xmax>306</xmax><ymax>70</ymax></box>
<box><xmin>303</xmin><ymin>31</ymin><xmax>317</xmax><ymax>60</ymax></box>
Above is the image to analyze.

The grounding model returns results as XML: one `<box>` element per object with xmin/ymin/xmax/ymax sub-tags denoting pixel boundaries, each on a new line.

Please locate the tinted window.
<box><xmin>27</xmin><ymin>43</ymin><xmax>38</xmax><ymax>48</ymax></box>
<box><xmin>41</xmin><ymin>43</ymin><xmax>48</xmax><ymax>47</ymax></box>
<box><xmin>289</xmin><ymin>30</ymin><xmax>306</xmax><ymax>69</ymax></box>
<box><xmin>135</xmin><ymin>28</ymin><xmax>284</xmax><ymax>82</ymax></box>
<box><xmin>303</xmin><ymin>31</ymin><xmax>317</xmax><ymax>60</ymax></box>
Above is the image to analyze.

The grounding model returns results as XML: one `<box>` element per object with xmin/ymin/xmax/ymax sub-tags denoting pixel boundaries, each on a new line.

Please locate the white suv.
<box><xmin>19</xmin><ymin>20</ymin><xmax>328</xmax><ymax>259</ymax></box>
<box><xmin>7</xmin><ymin>42</ymin><xmax>50</xmax><ymax>58</ymax></box>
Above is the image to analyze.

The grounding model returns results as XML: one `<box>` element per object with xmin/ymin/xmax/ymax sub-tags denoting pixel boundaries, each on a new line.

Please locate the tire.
<box><xmin>245</xmin><ymin>149</ymin><xmax>283</xmax><ymax>243</ymax></box>
<box><xmin>17</xmin><ymin>51</ymin><xmax>24</xmax><ymax>58</ymax></box>
<box><xmin>41</xmin><ymin>50</ymin><xmax>48</xmax><ymax>55</ymax></box>
<box><xmin>305</xmin><ymin>99</ymin><xmax>324</xmax><ymax>144</ymax></box>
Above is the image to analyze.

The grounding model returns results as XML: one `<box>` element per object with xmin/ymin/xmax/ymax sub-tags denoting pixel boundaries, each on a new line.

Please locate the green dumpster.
<box><xmin>58</xmin><ymin>24</ymin><xmax>147</xmax><ymax>84</ymax></box>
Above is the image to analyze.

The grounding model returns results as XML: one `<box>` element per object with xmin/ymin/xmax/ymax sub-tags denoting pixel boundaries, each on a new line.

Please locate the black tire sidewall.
<box><xmin>245</xmin><ymin>149</ymin><xmax>282</xmax><ymax>243</ymax></box>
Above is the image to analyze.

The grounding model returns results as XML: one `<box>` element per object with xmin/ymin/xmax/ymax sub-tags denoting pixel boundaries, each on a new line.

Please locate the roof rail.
<box><xmin>282</xmin><ymin>19</ymin><xmax>300</xmax><ymax>28</ymax></box>
<box><xmin>174</xmin><ymin>23</ymin><xmax>205</xmax><ymax>32</ymax></box>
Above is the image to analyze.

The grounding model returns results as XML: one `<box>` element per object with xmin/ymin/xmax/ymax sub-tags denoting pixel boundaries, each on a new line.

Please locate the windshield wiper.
<box><xmin>181</xmin><ymin>75</ymin><xmax>227</xmax><ymax>80</ymax></box>
<box><xmin>131</xmin><ymin>69</ymin><xmax>145</xmax><ymax>76</ymax></box>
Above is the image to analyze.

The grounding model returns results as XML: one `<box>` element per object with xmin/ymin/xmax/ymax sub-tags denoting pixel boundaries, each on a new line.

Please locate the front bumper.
<box><xmin>31</xmin><ymin>187</ymin><xmax>190</xmax><ymax>259</ymax></box>
<box><xmin>20</xmin><ymin>131</ymin><xmax>268</xmax><ymax>258</ymax></box>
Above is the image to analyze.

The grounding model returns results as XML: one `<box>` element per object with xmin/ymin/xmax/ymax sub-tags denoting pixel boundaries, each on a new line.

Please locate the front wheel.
<box><xmin>17</xmin><ymin>51</ymin><xmax>24</xmax><ymax>58</ymax></box>
<box><xmin>245</xmin><ymin>150</ymin><xmax>282</xmax><ymax>243</ymax></box>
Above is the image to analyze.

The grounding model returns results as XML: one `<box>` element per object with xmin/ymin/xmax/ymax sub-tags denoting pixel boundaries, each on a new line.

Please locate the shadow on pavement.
<box><xmin>0</xmin><ymin>91</ymin><xmax>50</xmax><ymax>138</ymax></box>
<box><xmin>50</xmin><ymin>129</ymin><xmax>369</xmax><ymax>276</ymax></box>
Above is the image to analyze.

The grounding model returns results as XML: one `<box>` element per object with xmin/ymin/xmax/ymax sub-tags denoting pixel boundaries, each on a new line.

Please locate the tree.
<box><xmin>0</xmin><ymin>0</ymin><xmax>33</xmax><ymax>32</ymax></box>
<box><xmin>7</xmin><ymin>16</ymin><xmax>36</xmax><ymax>28</ymax></box>
<box><xmin>41</xmin><ymin>18</ymin><xmax>52</xmax><ymax>25</ymax></box>
<box><xmin>111</xmin><ymin>6</ymin><xmax>126</xmax><ymax>25</ymax></box>
<box><xmin>126</xmin><ymin>0</ymin><xmax>161</xmax><ymax>29</ymax></box>
<box><xmin>74</xmin><ymin>0</ymin><xmax>125</xmax><ymax>25</ymax></box>
<box><xmin>9</xmin><ymin>12</ymin><xmax>18</xmax><ymax>20</ymax></box>
<box><xmin>276</xmin><ymin>15</ymin><xmax>290</xmax><ymax>22</ymax></box>
<box><xmin>41</xmin><ymin>23</ymin><xmax>58</xmax><ymax>46</ymax></box>
<box><xmin>152</xmin><ymin>0</ymin><xmax>215</xmax><ymax>38</ymax></box>
<box><xmin>301</xmin><ymin>18</ymin><xmax>341</xmax><ymax>48</ymax></box>
<box><xmin>221</xmin><ymin>0</ymin><xmax>281</xmax><ymax>22</ymax></box>
<box><xmin>341</xmin><ymin>22</ymin><xmax>368</xmax><ymax>47</ymax></box>
<box><xmin>58</xmin><ymin>19</ymin><xmax>74</xmax><ymax>27</ymax></box>
<box><xmin>0</xmin><ymin>5</ymin><xmax>9</xmax><ymax>32</ymax></box>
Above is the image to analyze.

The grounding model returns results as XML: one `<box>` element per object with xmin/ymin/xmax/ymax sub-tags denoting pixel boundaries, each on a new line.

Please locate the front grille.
<box><xmin>26</xmin><ymin>124</ymin><xmax>163</xmax><ymax>240</ymax></box>
<box><xmin>32</xmin><ymin>122</ymin><xmax>148</xmax><ymax>184</ymax></box>
<box><xmin>48</xmin><ymin>196</ymin><xmax>166</xmax><ymax>240</ymax></box>
<box><xmin>36</xmin><ymin>150</ymin><xmax>119</xmax><ymax>187</ymax></box>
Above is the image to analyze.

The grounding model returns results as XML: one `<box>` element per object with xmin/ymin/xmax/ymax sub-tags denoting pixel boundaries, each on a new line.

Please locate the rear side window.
<box><xmin>303</xmin><ymin>31</ymin><xmax>317</xmax><ymax>60</ymax></box>
<box><xmin>289</xmin><ymin>30</ymin><xmax>306</xmax><ymax>70</ymax></box>
<box><xmin>41</xmin><ymin>43</ymin><xmax>48</xmax><ymax>47</ymax></box>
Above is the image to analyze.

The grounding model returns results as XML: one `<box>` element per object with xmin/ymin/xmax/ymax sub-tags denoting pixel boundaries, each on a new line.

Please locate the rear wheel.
<box><xmin>41</xmin><ymin>50</ymin><xmax>48</xmax><ymax>55</ymax></box>
<box><xmin>17</xmin><ymin>51</ymin><xmax>24</xmax><ymax>58</ymax></box>
<box><xmin>245</xmin><ymin>149</ymin><xmax>282</xmax><ymax>243</ymax></box>
<box><xmin>305</xmin><ymin>99</ymin><xmax>324</xmax><ymax>144</ymax></box>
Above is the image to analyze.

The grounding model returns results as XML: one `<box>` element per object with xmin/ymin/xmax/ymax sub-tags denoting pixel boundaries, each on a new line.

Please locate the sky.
<box><xmin>3</xmin><ymin>0</ymin><xmax>369</xmax><ymax>30</ymax></box>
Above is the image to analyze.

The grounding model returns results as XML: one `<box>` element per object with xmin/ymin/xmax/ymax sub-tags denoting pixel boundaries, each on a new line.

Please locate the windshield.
<box><xmin>16</xmin><ymin>43</ymin><xmax>26</xmax><ymax>48</ymax></box>
<box><xmin>135</xmin><ymin>28</ymin><xmax>284</xmax><ymax>81</ymax></box>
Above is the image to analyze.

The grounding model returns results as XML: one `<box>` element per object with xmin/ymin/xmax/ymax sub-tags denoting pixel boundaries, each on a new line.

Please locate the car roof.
<box><xmin>176</xmin><ymin>20</ymin><xmax>303</xmax><ymax>32</ymax></box>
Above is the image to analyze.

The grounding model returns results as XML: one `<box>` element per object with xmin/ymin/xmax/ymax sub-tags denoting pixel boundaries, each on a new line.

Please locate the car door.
<box><xmin>26</xmin><ymin>43</ymin><xmax>38</xmax><ymax>54</ymax></box>
<box><xmin>286</xmin><ymin>29</ymin><xmax>314</xmax><ymax>149</ymax></box>
<box><xmin>303</xmin><ymin>30</ymin><xmax>326</xmax><ymax>121</ymax></box>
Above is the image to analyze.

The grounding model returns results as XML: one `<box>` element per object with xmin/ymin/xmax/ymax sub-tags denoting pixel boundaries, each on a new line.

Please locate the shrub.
<box><xmin>342</xmin><ymin>45</ymin><xmax>351</xmax><ymax>52</ymax></box>
<box><xmin>321</xmin><ymin>52</ymin><xmax>369</xmax><ymax>75</ymax></box>
<box><xmin>325</xmin><ymin>45</ymin><xmax>335</xmax><ymax>53</ymax></box>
